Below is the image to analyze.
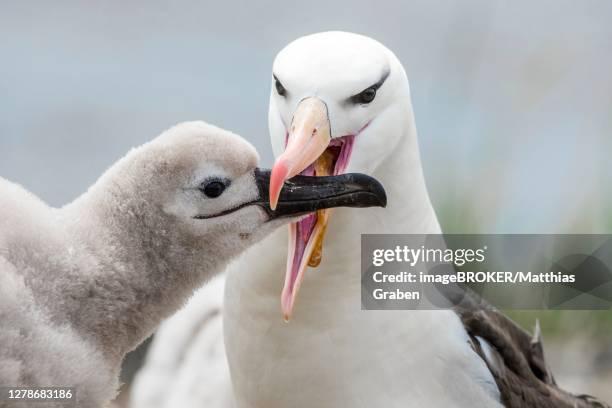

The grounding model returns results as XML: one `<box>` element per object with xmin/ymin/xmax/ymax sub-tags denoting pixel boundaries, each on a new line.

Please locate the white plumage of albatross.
<box><xmin>0</xmin><ymin>120</ymin><xmax>385</xmax><ymax>408</ymax></box>
<box><xmin>133</xmin><ymin>32</ymin><xmax>500</xmax><ymax>408</ymax></box>
<box><xmin>132</xmin><ymin>32</ymin><xmax>609</xmax><ymax>408</ymax></box>
<box><xmin>226</xmin><ymin>31</ymin><xmax>501</xmax><ymax>408</ymax></box>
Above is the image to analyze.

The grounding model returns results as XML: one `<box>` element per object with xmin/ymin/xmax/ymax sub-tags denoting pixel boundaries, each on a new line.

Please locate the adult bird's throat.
<box><xmin>281</xmin><ymin>150</ymin><xmax>334</xmax><ymax>320</ymax></box>
<box><xmin>278</xmin><ymin>130</ymin><xmax>356</xmax><ymax>320</ymax></box>
<box><xmin>308</xmin><ymin>149</ymin><xmax>336</xmax><ymax>266</ymax></box>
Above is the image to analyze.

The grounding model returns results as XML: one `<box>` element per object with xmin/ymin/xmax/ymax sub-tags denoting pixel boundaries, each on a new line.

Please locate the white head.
<box><xmin>269</xmin><ymin>31</ymin><xmax>413</xmax><ymax>184</ymax></box>
<box><xmin>267</xmin><ymin>32</ymin><xmax>413</xmax><ymax>319</ymax></box>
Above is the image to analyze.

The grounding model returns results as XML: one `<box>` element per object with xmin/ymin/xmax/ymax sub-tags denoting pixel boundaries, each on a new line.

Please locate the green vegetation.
<box><xmin>505</xmin><ymin>310</ymin><xmax>612</xmax><ymax>338</ymax></box>
<box><xmin>437</xmin><ymin>203</ymin><xmax>612</xmax><ymax>338</ymax></box>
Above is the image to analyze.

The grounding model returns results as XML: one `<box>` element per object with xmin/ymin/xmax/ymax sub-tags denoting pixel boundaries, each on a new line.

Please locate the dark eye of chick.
<box><xmin>275</xmin><ymin>79</ymin><xmax>287</xmax><ymax>96</ymax></box>
<box><xmin>200</xmin><ymin>180</ymin><xmax>227</xmax><ymax>198</ymax></box>
<box><xmin>356</xmin><ymin>86</ymin><xmax>377</xmax><ymax>104</ymax></box>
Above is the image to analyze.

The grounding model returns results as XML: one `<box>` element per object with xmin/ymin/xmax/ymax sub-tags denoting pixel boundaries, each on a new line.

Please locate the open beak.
<box><xmin>269</xmin><ymin>97</ymin><xmax>361</xmax><ymax>320</ymax></box>
<box><xmin>270</xmin><ymin>97</ymin><xmax>331</xmax><ymax>210</ymax></box>
<box><xmin>253</xmin><ymin>168</ymin><xmax>385</xmax><ymax>219</ymax></box>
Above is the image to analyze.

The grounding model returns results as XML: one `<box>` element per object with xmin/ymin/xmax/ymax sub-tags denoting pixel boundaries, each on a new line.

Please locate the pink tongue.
<box><xmin>289</xmin><ymin>214</ymin><xmax>317</xmax><ymax>294</ymax></box>
<box><xmin>300</xmin><ymin>213</ymin><xmax>316</xmax><ymax>241</ymax></box>
<box><xmin>296</xmin><ymin>164</ymin><xmax>317</xmax><ymax>246</ymax></box>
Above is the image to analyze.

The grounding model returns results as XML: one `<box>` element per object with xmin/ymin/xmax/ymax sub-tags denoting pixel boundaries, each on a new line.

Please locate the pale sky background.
<box><xmin>1</xmin><ymin>1</ymin><xmax>611</xmax><ymax>233</ymax></box>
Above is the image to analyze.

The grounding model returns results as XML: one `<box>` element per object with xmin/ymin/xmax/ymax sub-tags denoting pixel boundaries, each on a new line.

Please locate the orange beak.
<box><xmin>269</xmin><ymin>97</ymin><xmax>339</xmax><ymax>321</ymax></box>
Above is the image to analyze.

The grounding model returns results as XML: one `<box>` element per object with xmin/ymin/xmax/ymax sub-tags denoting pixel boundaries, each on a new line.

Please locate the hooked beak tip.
<box><xmin>269</xmin><ymin>159</ymin><xmax>290</xmax><ymax>211</ymax></box>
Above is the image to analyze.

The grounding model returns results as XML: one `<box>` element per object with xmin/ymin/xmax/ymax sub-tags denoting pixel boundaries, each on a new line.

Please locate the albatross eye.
<box><xmin>275</xmin><ymin>78</ymin><xmax>287</xmax><ymax>97</ymax></box>
<box><xmin>356</xmin><ymin>87</ymin><xmax>377</xmax><ymax>104</ymax></box>
<box><xmin>200</xmin><ymin>180</ymin><xmax>227</xmax><ymax>198</ymax></box>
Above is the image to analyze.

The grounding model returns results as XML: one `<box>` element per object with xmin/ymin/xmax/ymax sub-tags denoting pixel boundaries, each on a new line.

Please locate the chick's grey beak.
<box><xmin>253</xmin><ymin>168</ymin><xmax>387</xmax><ymax>219</ymax></box>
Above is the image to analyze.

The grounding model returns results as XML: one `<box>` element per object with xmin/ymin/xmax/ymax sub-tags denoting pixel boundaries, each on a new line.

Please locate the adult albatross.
<box><xmin>132</xmin><ymin>32</ymin><xmax>609</xmax><ymax>408</ymax></box>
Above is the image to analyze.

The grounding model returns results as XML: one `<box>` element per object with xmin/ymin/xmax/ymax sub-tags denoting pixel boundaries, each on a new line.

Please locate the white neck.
<box><xmin>365</xmin><ymin>104</ymin><xmax>440</xmax><ymax>235</ymax></box>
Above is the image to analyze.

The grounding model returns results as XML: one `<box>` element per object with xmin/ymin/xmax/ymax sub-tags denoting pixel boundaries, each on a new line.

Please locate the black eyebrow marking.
<box><xmin>273</xmin><ymin>73</ymin><xmax>288</xmax><ymax>96</ymax></box>
<box><xmin>346</xmin><ymin>67</ymin><xmax>391</xmax><ymax>104</ymax></box>
<box><xmin>273</xmin><ymin>73</ymin><xmax>286</xmax><ymax>88</ymax></box>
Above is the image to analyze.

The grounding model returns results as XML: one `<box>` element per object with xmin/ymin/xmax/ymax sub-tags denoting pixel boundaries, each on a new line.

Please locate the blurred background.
<box><xmin>1</xmin><ymin>0</ymin><xmax>611</xmax><ymax>404</ymax></box>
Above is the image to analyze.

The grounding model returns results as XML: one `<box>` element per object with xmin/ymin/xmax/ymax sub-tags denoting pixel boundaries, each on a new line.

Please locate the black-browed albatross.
<box><xmin>132</xmin><ymin>32</ymin><xmax>609</xmax><ymax>408</ymax></box>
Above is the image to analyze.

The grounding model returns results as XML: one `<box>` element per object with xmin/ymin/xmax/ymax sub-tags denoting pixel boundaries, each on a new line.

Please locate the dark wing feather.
<box><xmin>454</xmin><ymin>298</ymin><xmax>609</xmax><ymax>408</ymax></box>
